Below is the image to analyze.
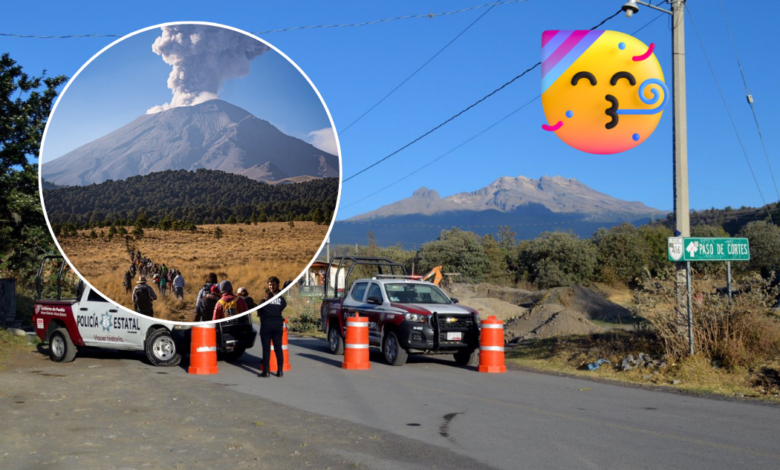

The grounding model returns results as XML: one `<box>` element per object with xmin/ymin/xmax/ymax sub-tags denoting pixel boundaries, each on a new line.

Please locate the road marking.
<box><xmin>360</xmin><ymin>372</ymin><xmax>780</xmax><ymax>461</ymax></box>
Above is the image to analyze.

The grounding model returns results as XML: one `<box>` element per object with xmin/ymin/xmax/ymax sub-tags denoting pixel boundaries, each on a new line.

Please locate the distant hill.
<box><xmin>656</xmin><ymin>203</ymin><xmax>780</xmax><ymax>235</ymax></box>
<box><xmin>331</xmin><ymin>175</ymin><xmax>665</xmax><ymax>248</ymax></box>
<box><xmin>41</xmin><ymin>99</ymin><xmax>339</xmax><ymax>186</ymax></box>
<box><xmin>43</xmin><ymin>169</ymin><xmax>338</xmax><ymax>226</ymax></box>
<box><xmin>41</xmin><ymin>179</ymin><xmax>65</xmax><ymax>190</ymax></box>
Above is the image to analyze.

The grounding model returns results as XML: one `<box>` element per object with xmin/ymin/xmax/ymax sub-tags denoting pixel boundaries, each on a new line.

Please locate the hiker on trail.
<box><xmin>123</xmin><ymin>270</ymin><xmax>133</xmax><ymax>294</ymax></box>
<box><xmin>159</xmin><ymin>274</ymin><xmax>168</xmax><ymax>297</ymax></box>
<box><xmin>195</xmin><ymin>285</ymin><xmax>221</xmax><ymax>322</ymax></box>
<box><xmin>212</xmin><ymin>280</ymin><xmax>247</xmax><ymax>321</ymax></box>
<box><xmin>129</xmin><ymin>263</ymin><xmax>136</xmax><ymax>277</ymax></box>
<box><xmin>132</xmin><ymin>276</ymin><xmax>157</xmax><ymax>317</ymax></box>
<box><xmin>237</xmin><ymin>287</ymin><xmax>256</xmax><ymax>311</ymax></box>
<box><xmin>173</xmin><ymin>272</ymin><xmax>185</xmax><ymax>300</ymax></box>
<box><xmin>196</xmin><ymin>272</ymin><xmax>218</xmax><ymax>306</ymax></box>
<box><xmin>161</xmin><ymin>264</ymin><xmax>168</xmax><ymax>280</ymax></box>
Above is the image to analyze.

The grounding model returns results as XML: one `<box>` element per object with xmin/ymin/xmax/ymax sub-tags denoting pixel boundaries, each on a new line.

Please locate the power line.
<box><xmin>0</xmin><ymin>1</ymin><xmax>531</xmax><ymax>39</ymax></box>
<box><xmin>341</xmin><ymin>8</ymin><xmax>665</xmax><ymax>209</ymax></box>
<box><xmin>685</xmin><ymin>3</ymin><xmax>773</xmax><ymax>223</ymax></box>
<box><xmin>342</xmin><ymin>95</ymin><xmax>540</xmax><ymax>209</ymax></box>
<box><xmin>718</xmin><ymin>0</ymin><xmax>779</xmax><ymax>202</ymax></box>
<box><xmin>339</xmin><ymin>0</ymin><xmax>511</xmax><ymax>136</ymax></box>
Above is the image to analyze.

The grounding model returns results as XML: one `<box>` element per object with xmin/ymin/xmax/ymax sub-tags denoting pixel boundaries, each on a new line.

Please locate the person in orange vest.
<box><xmin>212</xmin><ymin>280</ymin><xmax>247</xmax><ymax>321</ymax></box>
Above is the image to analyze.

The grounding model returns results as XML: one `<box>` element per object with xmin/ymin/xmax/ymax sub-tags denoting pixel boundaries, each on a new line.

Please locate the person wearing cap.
<box><xmin>195</xmin><ymin>284</ymin><xmax>221</xmax><ymax>322</ymax></box>
<box><xmin>258</xmin><ymin>276</ymin><xmax>286</xmax><ymax>378</ymax></box>
<box><xmin>236</xmin><ymin>287</ymin><xmax>257</xmax><ymax>311</ymax></box>
<box><xmin>212</xmin><ymin>280</ymin><xmax>247</xmax><ymax>321</ymax></box>
<box><xmin>132</xmin><ymin>276</ymin><xmax>157</xmax><ymax>317</ymax></box>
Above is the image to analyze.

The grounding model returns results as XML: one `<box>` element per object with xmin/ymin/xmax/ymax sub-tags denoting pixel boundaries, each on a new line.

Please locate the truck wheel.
<box><xmin>49</xmin><ymin>328</ymin><xmax>77</xmax><ymax>363</ymax></box>
<box><xmin>328</xmin><ymin>326</ymin><xmax>344</xmax><ymax>355</ymax></box>
<box><xmin>145</xmin><ymin>329</ymin><xmax>181</xmax><ymax>367</ymax></box>
<box><xmin>453</xmin><ymin>348</ymin><xmax>479</xmax><ymax>367</ymax></box>
<box><xmin>382</xmin><ymin>331</ymin><xmax>408</xmax><ymax>366</ymax></box>
<box><xmin>223</xmin><ymin>347</ymin><xmax>246</xmax><ymax>363</ymax></box>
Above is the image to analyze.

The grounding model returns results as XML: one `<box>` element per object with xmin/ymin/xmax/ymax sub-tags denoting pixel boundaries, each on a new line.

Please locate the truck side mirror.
<box><xmin>450</xmin><ymin>297</ymin><xmax>459</xmax><ymax>304</ymax></box>
<box><xmin>367</xmin><ymin>296</ymin><xmax>382</xmax><ymax>305</ymax></box>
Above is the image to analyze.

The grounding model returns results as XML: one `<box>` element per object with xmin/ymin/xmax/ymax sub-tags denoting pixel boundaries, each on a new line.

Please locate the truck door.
<box><xmin>364</xmin><ymin>283</ymin><xmax>385</xmax><ymax>345</ymax></box>
<box><xmin>76</xmin><ymin>288</ymin><xmax>142</xmax><ymax>350</ymax></box>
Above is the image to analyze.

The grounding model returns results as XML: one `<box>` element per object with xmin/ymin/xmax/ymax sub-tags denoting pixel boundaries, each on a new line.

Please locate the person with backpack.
<box><xmin>196</xmin><ymin>273</ymin><xmax>218</xmax><ymax>306</ymax></box>
<box><xmin>236</xmin><ymin>287</ymin><xmax>256</xmax><ymax>310</ymax></box>
<box><xmin>258</xmin><ymin>276</ymin><xmax>286</xmax><ymax>378</ymax></box>
<box><xmin>160</xmin><ymin>263</ymin><xmax>168</xmax><ymax>280</ymax></box>
<box><xmin>132</xmin><ymin>276</ymin><xmax>157</xmax><ymax>317</ymax></box>
<box><xmin>195</xmin><ymin>285</ymin><xmax>221</xmax><ymax>322</ymax></box>
<box><xmin>212</xmin><ymin>280</ymin><xmax>247</xmax><ymax>321</ymax></box>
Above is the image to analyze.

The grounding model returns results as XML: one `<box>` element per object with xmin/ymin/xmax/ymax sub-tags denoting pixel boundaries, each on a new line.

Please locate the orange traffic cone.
<box><xmin>267</xmin><ymin>320</ymin><xmax>292</xmax><ymax>372</ymax></box>
<box><xmin>478</xmin><ymin>315</ymin><xmax>506</xmax><ymax>373</ymax></box>
<box><xmin>189</xmin><ymin>324</ymin><xmax>219</xmax><ymax>375</ymax></box>
<box><xmin>342</xmin><ymin>313</ymin><xmax>371</xmax><ymax>370</ymax></box>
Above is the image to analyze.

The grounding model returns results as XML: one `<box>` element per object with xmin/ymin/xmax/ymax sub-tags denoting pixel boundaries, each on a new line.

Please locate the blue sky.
<box><xmin>4</xmin><ymin>0</ymin><xmax>779</xmax><ymax>221</ymax></box>
<box><xmin>38</xmin><ymin>25</ymin><xmax>337</xmax><ymax>164</ymax></box>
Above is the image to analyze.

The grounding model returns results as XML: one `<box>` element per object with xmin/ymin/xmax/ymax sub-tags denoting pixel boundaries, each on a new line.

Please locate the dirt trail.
<box><xmin>0</xmin><ymin>346</ymin><xmax>490</xmax><ymax>470</ymax></box>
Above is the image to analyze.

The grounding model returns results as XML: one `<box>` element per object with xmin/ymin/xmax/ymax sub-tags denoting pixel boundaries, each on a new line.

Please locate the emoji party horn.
<box><xmin>541</xmin><ymin>30</ymin><xmax>666</xmax><ymax>154</ymax></box>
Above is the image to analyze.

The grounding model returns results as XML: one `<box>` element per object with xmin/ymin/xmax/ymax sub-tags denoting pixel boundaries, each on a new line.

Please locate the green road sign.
<box><xmin>667</xmin><ymin>237</ymin><xmax>750</xmax><ymax>262</ymax></box>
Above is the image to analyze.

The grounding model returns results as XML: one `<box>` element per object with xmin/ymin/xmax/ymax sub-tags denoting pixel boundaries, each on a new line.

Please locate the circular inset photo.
<box><xmin>39</xmin><ymin>22</ymin><xmax>341</xmax><ymax>323</ymax></box>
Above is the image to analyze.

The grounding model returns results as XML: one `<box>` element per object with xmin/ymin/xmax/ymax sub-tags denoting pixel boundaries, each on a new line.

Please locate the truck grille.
<box><xmin>434</xmin><ymin>315</ymin><xmax>473</xmax><ymax>329</ymax></box>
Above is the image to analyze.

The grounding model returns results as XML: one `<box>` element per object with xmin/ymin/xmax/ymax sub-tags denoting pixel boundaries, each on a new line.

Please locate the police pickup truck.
<box><xmin>33</xmin><ymin>256</ymin><xmax>255</xmax><ymax>366</ymax></box>
<box><xmin>321</xmin><ymin>257</ymin><xmax>481</xmax><ymax>366</ymax></box>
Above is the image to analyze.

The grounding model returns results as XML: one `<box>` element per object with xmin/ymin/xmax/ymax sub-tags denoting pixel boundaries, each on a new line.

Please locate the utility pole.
<box><xmin>623</xmin><ymin>1</ymin><xmax>692</xmax><ymax>354</ymax></box>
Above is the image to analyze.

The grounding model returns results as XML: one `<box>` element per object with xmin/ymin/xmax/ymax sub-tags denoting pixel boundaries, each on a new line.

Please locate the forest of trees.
<box><xmin>43</xmin><ymin>169</ymin><xmax>338</xmax><ymax>227</ymax></box>
<box><xmin>337</xmin><ymin>220</ymin><xmax>780</xmax><ymax>288</ymax></box>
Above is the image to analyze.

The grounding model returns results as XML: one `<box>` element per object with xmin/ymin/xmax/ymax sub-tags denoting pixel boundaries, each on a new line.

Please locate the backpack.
<box><xmin>218</xmin><ymin>298</ymin><xmax>238</xmax><ymax>317</ymax></box>
<box><xmin>134</xmin><ymin>285</ymin><xmax>152</xmax><ymax>310</ymax></box>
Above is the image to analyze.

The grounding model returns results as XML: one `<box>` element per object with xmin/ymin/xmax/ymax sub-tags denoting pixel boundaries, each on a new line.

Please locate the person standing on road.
<box><xmin>173</xmin><ymin>272</ymin><xmax>185</xmax><ymax>300</ymax></box>
<box><xmin>132</xmin><ymin>276</ymin><xmax>157</xmax><ymax>317</ymax></box>
<box><xmin>212</xmin><ymin>280</ymin><xmax>247</xmax><ymax>321</ymax></box>
<box><xmin>258</xmin><ymin>276</ymin><xmax>286</xmax><ymax>378</ymax></box>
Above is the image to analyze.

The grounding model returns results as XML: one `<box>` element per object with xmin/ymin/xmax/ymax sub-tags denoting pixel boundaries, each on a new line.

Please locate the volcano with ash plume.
<box><xmin>42</xmin><ymin>99</ymin><xmax>339</xmax><ymax>186</ymax></box>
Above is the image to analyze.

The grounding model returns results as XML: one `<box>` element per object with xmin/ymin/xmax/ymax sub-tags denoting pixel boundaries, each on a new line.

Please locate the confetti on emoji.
<box><xmin>541</xmin><ymin>30</ymin><xmax>667</xmax><ymax>154</ymax></box>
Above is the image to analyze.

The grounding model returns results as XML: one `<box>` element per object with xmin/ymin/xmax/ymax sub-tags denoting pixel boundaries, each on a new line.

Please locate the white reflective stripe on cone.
<box><xmin>479</xmin><ymin>346</ymin><xmax>505</xmax><ymax>352</ymax></box>
<box><xmin>481</xmin><ymin>324</ymin><xmax>503</xmax><ymax>329</ymax></box>
<box><xmin>346</xmin><ymin>321</ymin><xmax>368</xmax><ymax>327</ymax></box>
<box><xmin>269</xmin><ymin>345</ymin><xmax>289</xmax><ymax>351</ymax></box>
<box><xmin>196</xmin><ymin>346</ymin><xmax>217</xmax><ymax>352</ymax></box>
<box><xmin>344</xmin><ymin>344</ymin><xmax>369</xmax><ymax>349</ymax></box>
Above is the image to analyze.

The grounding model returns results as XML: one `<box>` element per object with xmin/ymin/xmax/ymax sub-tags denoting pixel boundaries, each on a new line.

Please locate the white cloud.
<box><xmin>306</xmin><ymin>127</ymin><xmax>338</xmax><ymax>155</ymax></box>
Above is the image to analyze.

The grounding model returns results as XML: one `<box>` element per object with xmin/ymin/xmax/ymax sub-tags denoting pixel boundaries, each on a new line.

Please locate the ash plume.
<box><xmin>147</xmin><ymin>25</ymin><xmax>269</xmax><ymax>114</ymax></box>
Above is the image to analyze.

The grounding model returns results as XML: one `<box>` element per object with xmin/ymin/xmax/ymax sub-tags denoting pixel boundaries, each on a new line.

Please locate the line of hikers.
<box><xmin>123</xmin><ymin>250</ymin><xmax>185</xmax><ymax>300</ymax></box>
<box><xmin>130</xmin><ymin>269</ymin><xmax>266</xmax><ymax>322</ymax></box>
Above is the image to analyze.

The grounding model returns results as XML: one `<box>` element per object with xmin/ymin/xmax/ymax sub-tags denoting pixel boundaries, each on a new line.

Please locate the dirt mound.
<box><xmin>446</xmin><ymin>283</ymin><xmax>537</xmax><ymax>306</ymax></box>
<box><xmin>459</xmin><ymin>297</ymin><xmax>529</xmax><ymax>322</ymax></box>
<box><xmin>505</xmin><ymin>303</ymin><xmax>605</xmax><ymax>343</ymax></box>
<box><xmin>553</xmin><ymin>286</ymin><xmax>633</xmax><ymax>323</ymax></box>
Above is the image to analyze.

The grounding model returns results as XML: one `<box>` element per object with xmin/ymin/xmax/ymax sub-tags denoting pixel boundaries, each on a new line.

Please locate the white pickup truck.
<box><xmin>33</xmin><ymin>256</ymin><xmax>185</xmax><ymax>366</ymax></box>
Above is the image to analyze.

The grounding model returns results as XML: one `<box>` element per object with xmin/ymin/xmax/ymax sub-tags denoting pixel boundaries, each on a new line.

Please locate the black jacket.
<box><xmin>195</xmin><ymin>293</ymin><xmax>220</xmax><ymax>322</ymax></box>
<box><xmin>258</xmin><ymin>296</ymin><xmax>286</xmax><ymax>323</ymax></box>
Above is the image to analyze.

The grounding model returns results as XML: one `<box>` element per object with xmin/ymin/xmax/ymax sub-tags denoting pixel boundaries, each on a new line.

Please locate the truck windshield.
<box><xmin>385</xmin><ymin>283</ymin><xmax>450</xmax><ymax>304</ymax></box>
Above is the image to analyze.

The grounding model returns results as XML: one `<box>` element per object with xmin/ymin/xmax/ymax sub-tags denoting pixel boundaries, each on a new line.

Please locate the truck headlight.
<box><xmin>404</xmin><ymin>313</ymin><xmax>427</xmax><ymax>323</ymax></box>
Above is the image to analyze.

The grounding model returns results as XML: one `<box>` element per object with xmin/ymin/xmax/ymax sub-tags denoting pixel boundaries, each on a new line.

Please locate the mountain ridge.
<box><xmin>42</xmin><ymin>99</ymin><xmax>339</xmax><ymax>186</ymax></box>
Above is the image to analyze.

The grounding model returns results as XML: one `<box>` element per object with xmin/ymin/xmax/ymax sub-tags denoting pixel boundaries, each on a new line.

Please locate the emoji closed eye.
<box><xmin>610</xmin><ymin>71</ymin><xmax>636</xmax><ymax>86</ymax></box>
<box><xmin>571</xmin><ymin>71</ymin><xmax>597</xmax><ymax>86</ymax></box>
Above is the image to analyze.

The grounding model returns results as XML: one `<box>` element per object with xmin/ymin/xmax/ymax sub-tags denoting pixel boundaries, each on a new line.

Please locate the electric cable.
<box><xmin>343</xmin><ymin>7</ymin><xmax>626</xmax><ymax>183</ymax></box>
<box><xmin>685</xmin><ymin>3</ymin><xmax>773</xmax><ymax>223</ymax></box>
<box><xmin>718</xmin><ymin>0</ymin><xmax>779</xmax><ymax>202</ymax></box>
<box><xmin>0</xmin><ymin>1</ymin><xmax>531</xmax><ymax>39</ymax></box>
<box><xmin>339</xmin><ymin>1</ymin><xmax>510</xmax><ymax>136</ymax></box>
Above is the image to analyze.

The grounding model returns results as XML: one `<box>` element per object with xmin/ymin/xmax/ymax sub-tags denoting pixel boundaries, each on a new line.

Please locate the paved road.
<box><xmin>165</xmin><ymin>336</ymin><xmax>780</xmax><ymax>470</ymax></box>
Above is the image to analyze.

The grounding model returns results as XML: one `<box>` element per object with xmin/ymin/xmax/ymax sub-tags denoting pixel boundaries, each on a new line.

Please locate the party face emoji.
<box><xmin>541</xmin><ymin>30</ymin><xmax>667</xmax><ymax>154</ymax></box>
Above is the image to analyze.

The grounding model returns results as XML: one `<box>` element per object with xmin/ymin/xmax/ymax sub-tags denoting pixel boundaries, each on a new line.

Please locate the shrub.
<box><xmin>517</xmin><ymin>231</ymin><xmax>597</xmax><ymax>288</ymax></box>
<box><xmin>417</xmin><ymin>229</ymin><xmax>490</xmax><ymax>283</ymax></box>
<box><xmin>593</xmin><ymin>224</ymin><xmax>651</xmax><ymax>285</ymax></box>
<box><xmin>737</xmin><ymin>221</ymin><xmax>780</xmax><ymax>278</ymax></box>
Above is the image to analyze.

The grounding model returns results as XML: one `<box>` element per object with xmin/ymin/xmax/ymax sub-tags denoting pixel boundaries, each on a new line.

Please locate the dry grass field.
<box><xmin>58</xmin><ymin>223</ymin><xmax>329</xmax><ymax>322</ymax></box>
